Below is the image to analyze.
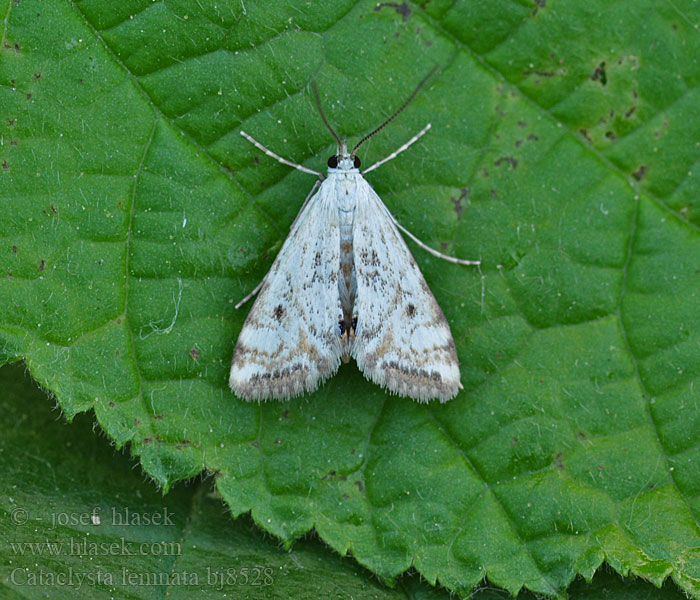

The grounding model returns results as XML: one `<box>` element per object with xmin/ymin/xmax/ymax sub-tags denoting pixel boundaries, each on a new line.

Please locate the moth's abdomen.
<box><xmin>337</xmin><ymin>206</ymin><xmax>356</xmax><ymax>356</ymax></box>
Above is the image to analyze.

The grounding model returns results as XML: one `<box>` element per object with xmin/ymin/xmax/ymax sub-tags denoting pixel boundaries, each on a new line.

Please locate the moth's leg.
<box><xmin>240</xmin><ymin>131</ymin><xmax>323</xmax><ymax>177</ymax></box>
<box><xmin>361</xmin><ymin>124</ymin><xmax>431</xmax><ymax>175</ymax></box>
<box><xmin>393</xmin><ymin>219</ymin><xmax>481</xmax><ymax>266</ymax></box>
<box><xmin>235</xmin><ymin>279</ymin><xmax>265</xmax><ymax>310</ymax></box>
<box><xmin>235</xmin><ymin>179</ymin><xmax>322</xmax><ymax>310</ymax></box>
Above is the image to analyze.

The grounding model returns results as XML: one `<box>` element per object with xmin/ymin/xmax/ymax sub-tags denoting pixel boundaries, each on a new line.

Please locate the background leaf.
<box><xmin>0</xmin><ymin>362</ymin><xmax>447</xmax><ymax>598</ymax></box>
<box><xmin>0</xmin><ymin>362</ymin><xmax>690</xmax><ymax>599</ymax></box>
<box><xmin>1</xmin><ymin>0</ymin><xmax>700</xmax><ymax>598</ymax></box>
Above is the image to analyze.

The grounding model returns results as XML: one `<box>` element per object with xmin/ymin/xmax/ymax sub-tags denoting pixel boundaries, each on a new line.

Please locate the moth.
<box><xmin>230</xmin><ymin>73</ymin><xmax>479</xmax><ymax>402</ymax></box>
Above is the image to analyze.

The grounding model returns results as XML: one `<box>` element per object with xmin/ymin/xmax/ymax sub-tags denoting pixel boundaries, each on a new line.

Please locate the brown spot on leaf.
<box><xmin>189</xmin><ymin>348</ymin><xmax>199</xmax><ymax>361</ymax></box>
<box><xmin>591</xmin><ymin>61</ymin><xmax>607</xmax><ymax>85</ymax></box>
<box><xmin>554</xmin><ymin>452</ymin><xmax>564</xmax><ymax>470</ymax></box>
<box><xmin>495</xmin><ymin>156</ymin><xmax>518</xmax><ymax>169</ymax></box>
<box><xmin>451</xmin><ymin>187</ymin><xmax>467</xmax><ymax>218</ymax></box>
<box><xmin>374</xmin><ymin>2</ymin><xmax>411</xmax><ymax>21</ymax></box>
<box><xmin>632</xmin><ymin>165</ymin><xmax>648</xmax><ymax>180</ymax></box>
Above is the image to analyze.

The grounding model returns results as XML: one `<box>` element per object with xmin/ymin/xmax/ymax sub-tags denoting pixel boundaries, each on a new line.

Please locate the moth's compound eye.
<box><xmin>327</xmin><ymin>155</ymin><xmax>338</xmax><ymax>168</ymax></box>
<box><xmin>353</xmin><ymin>156</ymin><xmax>361</xmax><ymax>169</ymax></box>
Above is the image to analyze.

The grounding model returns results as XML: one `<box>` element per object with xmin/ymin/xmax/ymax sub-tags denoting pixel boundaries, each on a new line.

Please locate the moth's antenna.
<box><xmin>311</xmin><ymin>81</ymin><xmax>343</xmax><ymax>155</ymax></box>
<box><xmin>351</xmin><ymin>65</ymin><xmax>438</xmax><ymax>156</ymax></box>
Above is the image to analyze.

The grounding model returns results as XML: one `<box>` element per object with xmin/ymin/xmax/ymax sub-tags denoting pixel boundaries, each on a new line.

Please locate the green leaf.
<box><xmin>0</xmin><ymin>363</ymin><xmax>690</xmax><ymax>599</ymax></box>
<box><xmin>0</xmin><ymin>362</ymin><xmax>442</xmax><ymax>598</ymax></box>
<box><xmin>1</xmin><ymin>1</ymin><xmax>700</xmax><ymax>598</ymax></box>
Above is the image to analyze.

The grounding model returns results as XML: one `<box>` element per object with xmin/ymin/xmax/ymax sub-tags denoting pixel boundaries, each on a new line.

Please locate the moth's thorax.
<box><xmin>325</xmin><ymin>164</ymin><xmax>362</xmax><ymax>211</ymax></box>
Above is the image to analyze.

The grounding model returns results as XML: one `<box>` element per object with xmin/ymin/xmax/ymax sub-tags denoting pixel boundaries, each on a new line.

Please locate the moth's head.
<box><xmin>327</xmin><ymin>141</ymin><xmax>361</xmax><ymax>171</ymax></box>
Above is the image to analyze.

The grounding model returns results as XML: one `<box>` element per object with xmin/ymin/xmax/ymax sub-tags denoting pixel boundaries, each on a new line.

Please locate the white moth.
<box><xmin>230</xmin><ymin>75</ymin><xmax>479</xmax><ymax>402</ymax></box>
